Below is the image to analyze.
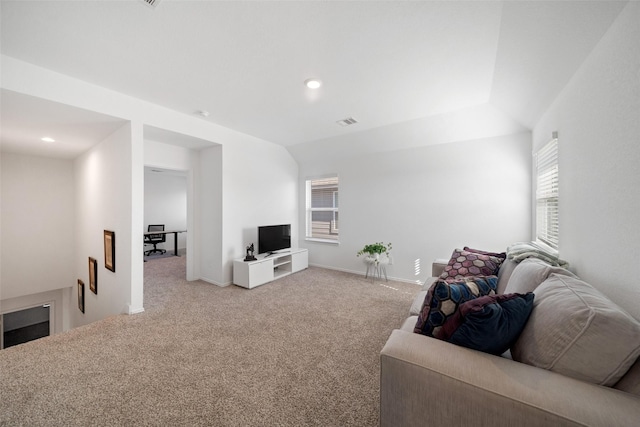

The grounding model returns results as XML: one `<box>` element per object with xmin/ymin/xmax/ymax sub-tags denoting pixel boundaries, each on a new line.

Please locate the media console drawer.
<box><xmin>232</xmin><ymin>248</ymin><xmax>308</xmax><ymax>289</ymax></box>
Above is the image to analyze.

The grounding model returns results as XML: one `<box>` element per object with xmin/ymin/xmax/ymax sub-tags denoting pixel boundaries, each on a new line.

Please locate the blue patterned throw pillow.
<box><xmin>440</xmin><ymin>293</ymin><xmax>535</xmax><ymax>355</ymax></box>
<box><xmin>414</xmin><ymin>276</ymin><xmax>498</xmax><ymax>337</ymax></box>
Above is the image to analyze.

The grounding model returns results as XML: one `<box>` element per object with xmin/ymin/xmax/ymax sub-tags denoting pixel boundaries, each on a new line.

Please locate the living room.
<box><xmin>1</xmin><ymin>1</ymin><xmax>639</xmax><ymax>424</ymax></box>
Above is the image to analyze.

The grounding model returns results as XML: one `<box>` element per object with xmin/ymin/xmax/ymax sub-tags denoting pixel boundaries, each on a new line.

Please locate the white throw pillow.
<box><xmin>504</xmin><ymin>258</ymin><xmax>575</xmax><ymax>295</ymax></box>
<box><xmin>512</xmin><ymin>273</ymin><xmax>640</xmax><ymax>386</ymax></box>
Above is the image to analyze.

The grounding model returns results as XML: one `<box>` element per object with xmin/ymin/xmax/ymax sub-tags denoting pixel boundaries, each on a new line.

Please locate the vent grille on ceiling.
<box><xmin>141</xmin><ymin>0</ymin><xmax>161</xmax><ymax>8</ymax></box>
<box><xmin>336</xmin><ymin>117</ymin><xmax>358</xmax><ymax>127</ymax></box>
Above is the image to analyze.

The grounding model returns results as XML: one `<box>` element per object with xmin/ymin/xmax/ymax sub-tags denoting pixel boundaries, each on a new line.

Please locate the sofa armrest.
<box><xmin>432</xmin><ymin>258</ymin><xmax>449</xmax><ymax>277</ymax></box>
<box><xmin>380</xmin><ymin>329</ymin><xmax>640</xmax><ymax>427</ymax></box>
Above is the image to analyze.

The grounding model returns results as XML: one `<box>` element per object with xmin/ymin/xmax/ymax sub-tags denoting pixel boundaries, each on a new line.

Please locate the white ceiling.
<box><xmin>0</xmin><ymin>89</ymin><xmax>127</xmax><ymax>159</ymax></box>
<box><xmin>0</xmin><ymin>0</ymin><xmax>628</xmax><ymax>158</ymax></box>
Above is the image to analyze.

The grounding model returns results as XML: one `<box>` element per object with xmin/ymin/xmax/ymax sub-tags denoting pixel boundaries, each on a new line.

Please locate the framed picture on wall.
<box><xmin>88</xmin><ymin>257</ymin><xmax>98</xmax><ymax>294</ymax></box>
<box><xmin>104</xmin><ymin>230</ymin><xmax>115</xmax><ymax>272</ymax></box>
<box><xmin>78</xmin><ymin>280</ymin><xmax>85</xmax><ymax>313</ymax></box>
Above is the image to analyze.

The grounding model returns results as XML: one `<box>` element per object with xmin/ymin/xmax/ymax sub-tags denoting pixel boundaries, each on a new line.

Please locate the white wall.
<box><xmin>298</xmin><ymin>133</ymin><xmax>532</xmax><ymax>284</ymax></box>
<box><xmin>221</xmin><ymin>140</ymin><xmax>299</xmax><ymax>285</ymax></box>
<box><xmin>144</xmin><ymin>139</ymin><xmax>193</xmax><ymax>171</ymax></box>
<box><xmin>533</xmin><ymin>1</ymin><xmax>640</xmax><ymax>319</ymax></box>
<box><xmin>198</xmin><ymin>146</ymin><xmax>223</xmax><ymax>284</ymax></box>
<box><xmin>144</xmin><ymin>169</ymin><xmax>187</xmax><ymax>253</ymax></box>
<box><xmin>1</xmin><ymin>153</ymin><xmax>75</xmax><ymax>300</ymax></box>
<box><xmin>74</xmin><ymin>122</ymin><xmax>139</xmax><ymax>326</ymax></box>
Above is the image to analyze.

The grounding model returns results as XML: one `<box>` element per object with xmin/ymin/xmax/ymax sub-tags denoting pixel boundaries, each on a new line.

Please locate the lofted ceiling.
<box><xmin>0</xmin><ymin>0</ymin><xmax>628</xmax><ymax>159</ymax></box>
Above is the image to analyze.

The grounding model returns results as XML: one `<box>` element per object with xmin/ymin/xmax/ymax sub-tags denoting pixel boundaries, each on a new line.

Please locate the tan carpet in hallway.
<box><xmin>0</xmin><ymin>257</ymin><xmax>420</xmax><ymax>426</ymax></box>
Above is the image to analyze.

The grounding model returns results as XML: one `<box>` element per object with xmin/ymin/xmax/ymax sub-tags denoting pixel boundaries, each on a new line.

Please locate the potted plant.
<box><xmin>357</xmin><ymin>242</ymin><xmax>393</xmax><ymax>259</ymax></box>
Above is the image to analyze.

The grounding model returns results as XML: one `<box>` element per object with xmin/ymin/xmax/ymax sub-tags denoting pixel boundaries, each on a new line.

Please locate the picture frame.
<box><xmin>78</xmin><ymin>279</ymin><xmax>85</xmax><ymax>313</ymax></box>
<box><xmin>104</xmin><ymin>230</ymin><xmax>115</xmax><ymax>272</ymax></box>
<box><xmin>89</xmin><ymin>257</ymin><xmax>98</xmax><ymax>294</ymax></box>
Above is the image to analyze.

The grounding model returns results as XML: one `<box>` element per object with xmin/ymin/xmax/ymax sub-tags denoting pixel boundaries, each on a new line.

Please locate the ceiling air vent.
<box><xmin>336</xmin><ymin>117</ymin><xmax>358</xmax><ymax>127</ymax></box>
<box><xmin>141</xmin><ymin>0</ymin><xmax>161</xmax><ymax>8</ymax></box>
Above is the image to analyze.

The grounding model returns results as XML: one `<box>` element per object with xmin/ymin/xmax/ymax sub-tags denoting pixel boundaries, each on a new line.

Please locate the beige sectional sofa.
<box><xmin>380</xmin><ymin>257</ymin><xmax>640</xmax><ymax>426</ymax></box>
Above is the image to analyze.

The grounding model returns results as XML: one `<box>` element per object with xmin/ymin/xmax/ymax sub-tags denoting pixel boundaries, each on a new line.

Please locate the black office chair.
<box><xmin>144</xmin><ymin>224</ymin><xmax>166</xmax><ymax>256</ymax></box>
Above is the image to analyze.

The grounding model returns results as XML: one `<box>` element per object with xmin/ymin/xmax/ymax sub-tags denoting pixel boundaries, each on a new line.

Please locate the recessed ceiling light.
<box><xmin>41</xmin><ymin>137</ymin><xmax>55</xmax><ymax>143</ymax></box>
<box><xmin>304</xmin><ymin>79</ymin><xmax>322</xmax><ymax>89</ymax></box>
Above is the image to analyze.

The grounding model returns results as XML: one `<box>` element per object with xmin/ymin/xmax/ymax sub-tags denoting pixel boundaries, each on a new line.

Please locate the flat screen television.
<box><xmin>258</xmin><ymin>224</ymin><xmax>291</xmax><ymax>255</ymax></box>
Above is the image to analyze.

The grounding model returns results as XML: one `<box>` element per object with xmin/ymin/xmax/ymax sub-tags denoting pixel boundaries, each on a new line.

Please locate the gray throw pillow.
<box><xmin>505</xmin><ymin>258</ymin><xmax>575</xmax><ymax>294</ymax></box>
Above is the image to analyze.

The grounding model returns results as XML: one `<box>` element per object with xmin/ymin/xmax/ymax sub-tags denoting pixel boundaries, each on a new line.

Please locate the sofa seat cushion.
<box><xmin>505</xmin><ymin>258</ymin><xmax>576</xmax><ymax>295</ymax></box>
<box><xmin>401</xmin><ymin>315</ymin><xmax>419</xmax><ymax>332</ymax></box>
<box><xmin>421</xmin><ymin>276</ymin><xmax>438</xmax><ymax>292</ymax></box>
<box><xmin>409</xmin><ymin>277</ymin><xmax>439</xmax><ymax>316</ymax></box>
<box><xmin>414</xmin><ymin>276</ymin><xmax>497</xmax><ymax>337</ymax></box>
<box><xmin>614</xmin><ymin>358</ymin><xmax>640</xmax><ymax>396</ymax></box>
<box><xmin>410</xmin><ymin>290</ymin><xmax>428</xmax><ymax>316</ymax></box>
<box><xmin>512</xmin><ymin>273</ymin><xmax>640</xmax><ymax>386</ymax></box>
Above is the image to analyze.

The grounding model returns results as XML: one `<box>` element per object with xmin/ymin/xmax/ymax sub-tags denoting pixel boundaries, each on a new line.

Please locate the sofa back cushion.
<box><xmin>431</xmin><ymin>259</ymin><xmax>449</xmax><ymax>278</ymax></box>
<box><xmin>496</xmin><ymin>259</ymin><xmax>517</xmax><ymax>295</ymax></box>
<box><xmin>504</xmin><ymin>258</ymin><xmax>576</xmax><ymax>295</ymax></box>
<box><xmin>512</xmin><ymin>273</ymin><xmax>640</xmax><ymax>386</ymax></box>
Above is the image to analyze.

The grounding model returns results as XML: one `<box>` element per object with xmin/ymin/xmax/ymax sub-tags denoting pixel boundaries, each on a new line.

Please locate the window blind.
<box><xmin>535</xmin><ymin>137</ymin><xmax>559</xmax><ymax>250</ymax></box>
<box><xmin>306</xmin><ymin>176</ymin><xmax>339</xmax><ymax>241</ymax></box>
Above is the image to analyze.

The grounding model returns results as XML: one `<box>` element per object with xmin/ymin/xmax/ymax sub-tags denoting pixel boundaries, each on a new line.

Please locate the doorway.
<box><xmin>144</xmin><ymin>166</ymin><xmax>188</xmax><ymax>260</ymax></box>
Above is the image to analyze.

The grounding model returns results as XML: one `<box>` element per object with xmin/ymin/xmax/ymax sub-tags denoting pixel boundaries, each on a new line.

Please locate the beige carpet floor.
<box><xmin>0</xmin><ymin>257</ymin><xmax>420</xmax><ymax>426</ymax></box>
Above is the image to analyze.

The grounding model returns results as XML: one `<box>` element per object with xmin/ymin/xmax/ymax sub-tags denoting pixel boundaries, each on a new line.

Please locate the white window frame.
<box><xmin>332</xmin><ymin>190</ymin><xmax>339</xmax><ymax>232</ymax></box>
<box><xmin>535</xmin><ymin>135</ymin><xmax>559</xmax><ymax>251</ymax></box>
<box><xmin>305</xmin><ymin>175</ymin><xmax>339</xmax><ymax>244</ymax></box>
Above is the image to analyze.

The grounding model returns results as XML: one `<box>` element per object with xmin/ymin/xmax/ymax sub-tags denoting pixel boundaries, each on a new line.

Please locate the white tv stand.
<box><xmin>233</xmin><ymin>248</ymin><xmax>308</xmax><ymax>289</ymax></box>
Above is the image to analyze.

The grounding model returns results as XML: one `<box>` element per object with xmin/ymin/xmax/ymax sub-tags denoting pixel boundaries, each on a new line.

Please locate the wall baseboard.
<box><xmin>308</xmin><ymin>263</ymin><xmax>422</xmax><ymax>286</ymax></box>
<box><xmin>125</xmin><ymin>305</ymin><xmax>145</xmax><ymax>315</ymax></box>
<box><xmin>199</xmin><ymin>276</ymin><xmax>230</xmax><ymax>287</ymax></box>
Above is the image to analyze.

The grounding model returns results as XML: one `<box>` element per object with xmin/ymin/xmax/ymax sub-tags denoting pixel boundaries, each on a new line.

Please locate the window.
<box><xmin>305</xmin><ymin>176</ymin><xmax>339</xmax><ymax>242</ymax></box>
<box><xmin>535</xmin><ymin>136</ymin><xmax>559</xmax><ymax>250</ymax></box>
